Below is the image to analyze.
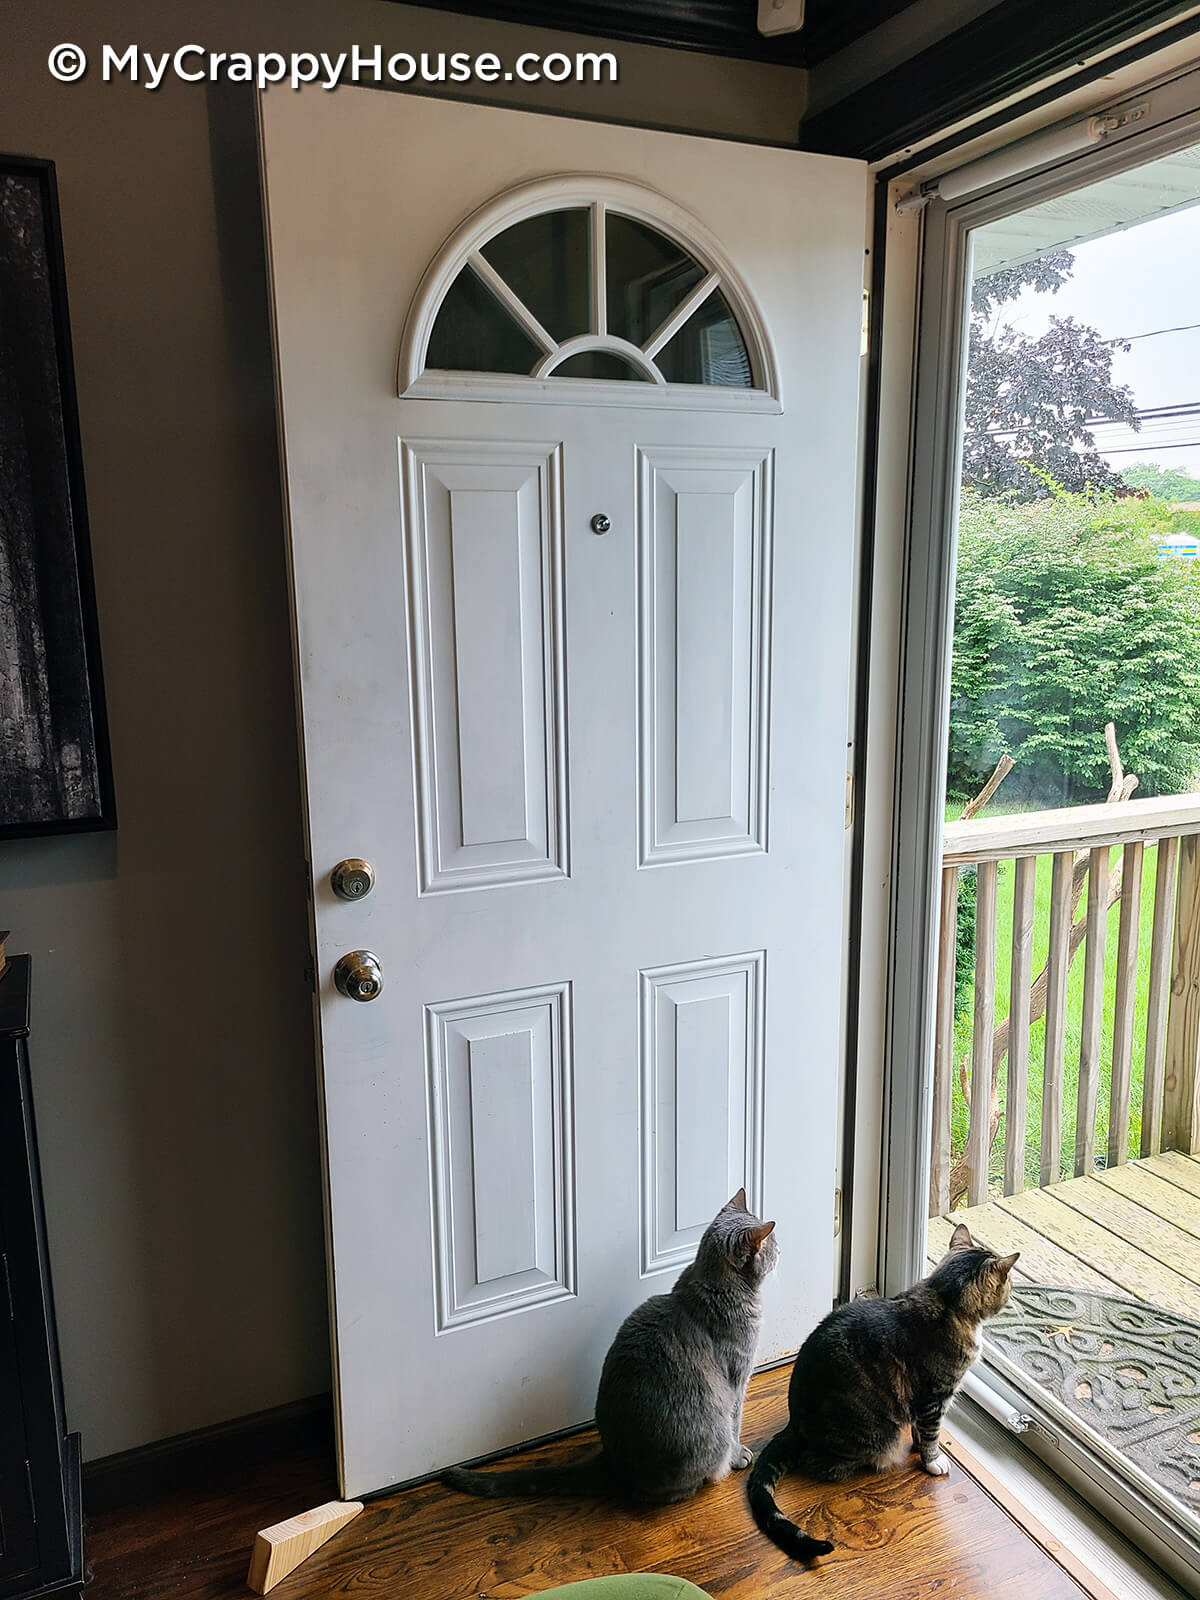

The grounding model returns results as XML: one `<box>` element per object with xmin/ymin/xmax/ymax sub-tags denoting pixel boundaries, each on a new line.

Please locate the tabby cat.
<box><xmin>443</xmin><ymin>1189</ymin><xmax>777</xmax><ymax>1505</ymax></box>
<box><xmin>748</xmin><ymin>1223</ymin><xmax>1018</xmax><ymax>1561</ymax></box>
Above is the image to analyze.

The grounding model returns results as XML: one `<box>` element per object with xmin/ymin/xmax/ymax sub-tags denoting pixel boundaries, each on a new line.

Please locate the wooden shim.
<box><xmin>1164</xmin><ymin>834</ymin><xmax>1200</xmax><ymax>1156</ymax></box>
<box><xmin>943</xmin><ymin>793</ymin><xmax>1200</xmax><ymax>867</ymax></box>
<box><xmin>247</xmin><ymin>1500</ymin><xmax>364</xmax><ymax>1594</ymax></box>
<box><xmin>1041</xmin><ymin>852</ymin><xmax>1073</xmax><ymax>1188</ymax></box>
<box><xmin>931</xmin><ymin>865</ymin><xmax>958</xmax><ymax>1218</ymax></box>
<box><xmin>1005</xmin><ymin>857</ymin><xmax>1036</xmax><ymax>1197</ymax></box>
<box><xmin>1141</xmin><ymin>836</ymin><xmax>1178</xmax><ymax>1158</ymax></box>
<box><xmin>1074</xmin><ymin>847</ymin><xmax>1109</xmax><ymax>1178</ymax></box>
<box><xmin>967</xmin><ymin>861</ymin><xmax>998</xmax><ymax>1208</ymax></box>
<box><xmin>1107</xmin><ymin>842</ymin><xmax>1143</xmax><ymax>1169</ymax></box>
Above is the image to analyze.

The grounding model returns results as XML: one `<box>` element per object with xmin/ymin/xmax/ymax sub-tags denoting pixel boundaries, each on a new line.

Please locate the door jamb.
<box><xmin>874</xmin><ymin>67</ymin><xmax>1200</xmax><ymax>1578</ymax></box>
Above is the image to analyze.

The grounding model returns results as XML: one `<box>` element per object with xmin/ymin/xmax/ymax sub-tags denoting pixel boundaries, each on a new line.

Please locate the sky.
<box><xmin>974</xmin><ymin>201</ymin><xmax>1200</xmax><ymax>482</ymax></box>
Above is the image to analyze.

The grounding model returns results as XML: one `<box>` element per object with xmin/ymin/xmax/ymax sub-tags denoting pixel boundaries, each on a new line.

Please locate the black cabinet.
<box><xmin>0</xmin><ymin>958</ymin><xmax>83</xmax><ymax>1600</ymax></box>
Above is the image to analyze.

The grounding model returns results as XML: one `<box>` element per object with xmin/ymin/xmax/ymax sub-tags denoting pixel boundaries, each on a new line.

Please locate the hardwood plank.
<box><xmin>1006</xmin><ymin>857</ymin><xmax>1036</xmax><ymax>1197</ymax></box>
<box><xmin>940</xmin><ymin>1431</ymin><xmax>1120</xmax><ymax>1600</ymax></box>
<box><xmin>1074</xmin><ymin>848</ymin><xmax>1108</xmax><ymax>1178</ymax></box>
<box><xmin>1141</xmin><ymin>836</ymin><xmax>1177</xmax><ymax>1158</ymax></box>
<box><xmin>1042</xmin><ymin>852</ymin><xmax>1073</xmax><ymax>1188</ymax></box>
<box><xmin>996</xmin><ymin>1188</ymin><xmax>1200</xmax><ymax>1315</ymax></box>
<box><xmin>931</xmin><ymin>866</ymin><xmax>958</xmax><ymax>1217</ymax></box>
<box><xmin>928</xmin><ymin>1210</ymin><xmax>1122</xmax><ymax>1295</ymax></box>
<box><xmin>81</xmin><ymin>1366</ymin><xmax>1093</xmax><ymax>1600</ymax></box>
<box><xmin>1047</xmin><ymin>1175</ymin><xmax>1200</xmax><ymax>1290</ymax></box>
<box><xmin>1107</xmin><ymin>842</ymin><xmax>1142</xmax><ymax>1168</ymax></box>
<box><xmin>969</xmin><ymin>860</ymin><xmax>999</xmax><ymax>1207</ymax></box>
<box><xmin>1148</xmin><ymin>1150</ymin><xmax>1200</xmax><ymax>1198</ymax></box>
<box><xmin>1093</xmin><ymin>1161</ymin><xmax>1200</xmax><ymax>1240</ymax></box>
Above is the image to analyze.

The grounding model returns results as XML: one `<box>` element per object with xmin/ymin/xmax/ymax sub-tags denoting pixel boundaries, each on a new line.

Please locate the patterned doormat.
<box><xmin>987</xmin><ymin>1284</ymin><xmax>1200</xmax><ymax>1514</ymax></box>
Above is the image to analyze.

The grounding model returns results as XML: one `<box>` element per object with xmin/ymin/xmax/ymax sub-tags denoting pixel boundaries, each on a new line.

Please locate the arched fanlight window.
<box><xmin>399</xmin><ymin>179</ymin><xmax>778</xmax><ymax>404</ymax></box>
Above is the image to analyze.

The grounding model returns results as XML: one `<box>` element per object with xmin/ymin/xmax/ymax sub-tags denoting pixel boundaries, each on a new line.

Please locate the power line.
<box><xmin>1100</xmin><ymin>440</ymin><xmax>1200</xmax><ymax>454</ymax></box>
<box><xmin>1106</xmin><ymin>322</ymin><xmax>1200</xmax><ymax>343</ymax></box>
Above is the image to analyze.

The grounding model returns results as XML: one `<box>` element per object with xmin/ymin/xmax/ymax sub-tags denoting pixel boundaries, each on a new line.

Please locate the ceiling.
<box><xmin>406</xmin><ymin>1</ymin><xmax>1200</xmax><ymax>160</ymax></box>
<box><xmin>972</xmin><ymin>140</ymin><xmax>1200</xmax><ymax>276</ymax></box>
<box><xmin>402</xmin><ymin>1</ymin><xmax>914</xmax><ymax>67</ymax></box>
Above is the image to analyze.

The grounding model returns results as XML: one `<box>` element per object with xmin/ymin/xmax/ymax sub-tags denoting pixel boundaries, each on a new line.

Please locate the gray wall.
<box><xmin>0</xmin><ymin>2</ymin><xmax>804</xmax><ymax>1460</ymax></box>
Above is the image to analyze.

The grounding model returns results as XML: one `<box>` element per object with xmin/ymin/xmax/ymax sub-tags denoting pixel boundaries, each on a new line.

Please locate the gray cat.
<box><xmin>443</xmin><ymin>1189</ymin><xmax>778</xmax><ymax>1505</ymax></box>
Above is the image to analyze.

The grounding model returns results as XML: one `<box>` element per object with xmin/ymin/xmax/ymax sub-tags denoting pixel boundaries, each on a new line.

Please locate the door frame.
<box><xmin>875</xmin><ymin>58</ymin><xmax>1200</xmax><ymax>1586</ymax></box>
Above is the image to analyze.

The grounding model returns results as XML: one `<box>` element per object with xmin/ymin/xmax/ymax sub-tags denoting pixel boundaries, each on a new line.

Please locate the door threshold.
<box><xmin>948</xmin><ymin>1394</ymin><xmax>1191</xmax><ymax>1600</ymax></box>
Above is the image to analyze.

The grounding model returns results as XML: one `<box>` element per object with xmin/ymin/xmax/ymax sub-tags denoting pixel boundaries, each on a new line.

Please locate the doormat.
<box><xmin>987</xmin><ymin>1284</ymin><xmax>1200</xmax><ymax>1515</ymax></box>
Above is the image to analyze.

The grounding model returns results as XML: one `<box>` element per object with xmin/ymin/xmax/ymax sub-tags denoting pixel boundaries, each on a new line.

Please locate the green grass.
<box><xmin>944</xmin><ymin>805</ymin><xmax>1165</xmax><ymax>1196</ymax></box>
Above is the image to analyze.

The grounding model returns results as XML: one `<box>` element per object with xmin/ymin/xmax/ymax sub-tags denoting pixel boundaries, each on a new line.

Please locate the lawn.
<box><xmin>943</xmin><ymin>803</ymin><xmax>1165</xmax><ymax>1197</ymax></box>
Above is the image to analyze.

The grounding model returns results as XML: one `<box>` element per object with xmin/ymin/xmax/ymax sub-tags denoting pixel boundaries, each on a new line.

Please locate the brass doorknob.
<box><xmin>331</xmin><ymin>858</ymin><xmax>376</xmax><ymax>900</ymax></box>
<box><xmin>334</xmin><ymin>950</ymin><xmax>384</xmax><ymax>1001</ymax></box>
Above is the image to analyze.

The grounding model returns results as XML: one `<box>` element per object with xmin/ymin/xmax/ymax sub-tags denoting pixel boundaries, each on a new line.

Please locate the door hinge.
<box><xmin>845</xmin><ymin>773</ymin><xmax>854</xmax><ymax>829</ymax></box>
<box><xmin>25</xmin><ymin>1456</ymin><xmax>37</xmax><ymax>1520</ymax></box>
<box><xmin>833</xmin><ymin>1187</ymin><xmax>842</xmax><ymax>1237</ymax></box>
<box><xmin>860</xmin><ymin>288</ymin><xmax>870</xmax><ymax>357</ymax></box>
<box><xmin>1</xmin><ymin>1251</ymin><xmax>12</xmax><ymax>1320</ymax></box>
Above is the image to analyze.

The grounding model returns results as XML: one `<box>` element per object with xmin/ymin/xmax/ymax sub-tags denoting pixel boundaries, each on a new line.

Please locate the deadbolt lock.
<box><xmin>334</xmin><ymin>950</ymin><xmax>384</xmax><ymax>1001</ymax></box>
<box><xmin>331</xmin><ymin>858</ymin><xmax>376</xmax><ymax>900</ymax></box>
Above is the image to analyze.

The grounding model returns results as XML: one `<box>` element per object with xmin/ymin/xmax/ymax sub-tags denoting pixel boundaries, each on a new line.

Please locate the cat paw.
<box><xmin>921</xmin><ymin>1452</ymin><xmax>950</xmax><ymax>1478</ymax></box>
<box><xmin>732</xmin><ymin>1444</ymin><xmax>755</xmax><ymax>1470</ymax></box>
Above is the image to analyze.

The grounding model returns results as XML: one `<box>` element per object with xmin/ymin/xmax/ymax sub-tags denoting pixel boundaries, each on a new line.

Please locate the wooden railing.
<box><xmin>930</xmin><ymin>794</ymin><xmax>1200</xmax><ymax>1217</ymax></box>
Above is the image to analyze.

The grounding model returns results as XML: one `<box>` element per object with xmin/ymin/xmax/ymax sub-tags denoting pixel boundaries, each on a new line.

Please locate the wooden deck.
<box><xmin>929</xmin><ymin>1150</ymin><xmax>1200</xmax><ymax>1320</ymax></box>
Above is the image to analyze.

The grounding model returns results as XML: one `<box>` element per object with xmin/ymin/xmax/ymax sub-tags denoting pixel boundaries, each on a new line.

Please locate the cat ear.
<box><xmin>747</xmin><ymin>1220</ymin><xmax>776</xmax><ymax>1251</ymax></box>
<box><xmin>726</xmin><ymin>1187</ymin><xmax>748</xmax><ymax>1211</ymax></box>
<box><xmin>995</xmin><ymin>1251</ymin><xmax>1020</xmax><ymax>1277</ymax></box>
<box><xmin>949</xmin><ymin>1223</ymin><xmax>974</xmax><ymax>1250</ymax></box>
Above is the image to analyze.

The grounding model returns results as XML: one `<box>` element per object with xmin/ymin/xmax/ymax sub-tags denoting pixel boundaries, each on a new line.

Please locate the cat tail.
<box><xmin>442</xmin><ymin>1452</ymin><xmax>610</xmax><ymax>1499</ymax></box>
<box><xmin>747</xmin><ymin>1427</ymin><xmax>835</xmax><ymax>1562</ymax></box>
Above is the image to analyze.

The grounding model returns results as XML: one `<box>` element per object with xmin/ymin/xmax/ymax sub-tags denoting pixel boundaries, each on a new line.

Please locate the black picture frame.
<box><xmin>0</xmin><ymin>154</ymin><xmax>115</xmax><ymax>839</ymax></box>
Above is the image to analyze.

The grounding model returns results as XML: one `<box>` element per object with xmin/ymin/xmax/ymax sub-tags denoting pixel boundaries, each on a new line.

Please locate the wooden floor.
<box><xmin>928</xmin><ymin>1150</ymin><xmax>1200</xmax><ymax>1318</ymax></box>
<box><xmin>85</xmin><ymin>1366</ymin><xmax>1094</xmax><ymax>1600</ymax></box>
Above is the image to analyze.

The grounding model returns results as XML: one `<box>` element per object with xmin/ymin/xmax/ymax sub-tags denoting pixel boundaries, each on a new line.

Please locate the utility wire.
<box><xmin>1105</xmin><ymin>322</ymin><xmax>1200</xmax><ymax>343</ymax></box>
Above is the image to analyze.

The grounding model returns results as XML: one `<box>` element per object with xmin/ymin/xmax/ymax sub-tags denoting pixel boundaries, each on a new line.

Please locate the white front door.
<box><xmin>260</xmin><ymin>86</ymin><xmax>867</xmax><ymax>1497</ymax></box>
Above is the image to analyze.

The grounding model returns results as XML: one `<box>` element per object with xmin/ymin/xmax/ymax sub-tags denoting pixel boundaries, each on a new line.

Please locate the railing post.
<box><xmin>1004</xmin><ymin>856</ymin><xmax>1036</xmax><ymax>1196</ymax></box>
<box><xmin>967</xmin><ymin>861</ymin><xmax>998</xmax><ymax>1206</ymax></box>
<box><xmin>1163</xmin><ymin>833</ymin><xmax>1200</xmax><ymax>1156</ymax></box>
<box><xmin>1142</xmin><ymin>836</ymin><xmax>1178</xmax><ymax>1158</ymax></box>
<box><xmin>1041</xmin><ymin>850</ymin><xmax>1073</xmax><ymax>1187</ymax></box>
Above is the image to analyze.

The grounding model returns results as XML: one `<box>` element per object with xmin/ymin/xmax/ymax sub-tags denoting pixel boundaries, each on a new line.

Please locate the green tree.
<box><xmin>964</xmin><ymin>253</ymin><xmax>1137</xmax><ymax>500</ymax></box>
<box><xmin>1121</xmin><ymin>461</ymin><xmax>1200</xmax><ymax>501</ymax></box>
<box><xmin>950</xmin><ymin>487</ymin><xmax>1200</xmax><ymax>805</ymax></box>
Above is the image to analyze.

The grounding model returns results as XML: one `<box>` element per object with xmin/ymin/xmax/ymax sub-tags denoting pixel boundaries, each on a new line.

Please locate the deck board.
<box><xmin>931</xmin><ymin>1152</ymin><xmax>1200</xmax><ymax>1324</ymax></box>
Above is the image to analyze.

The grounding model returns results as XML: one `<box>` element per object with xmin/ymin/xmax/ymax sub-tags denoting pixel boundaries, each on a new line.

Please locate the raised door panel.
<box><xmin>426</xmin><ymin>983</ymin><xmax>576</xmax><ymax>1330</ymax></box>
<box><xmin>637</xmin><ymin>446</ymin><xmax>772</xmax><ymax>867</ymax></box>
<box><xmin>639</xmin><ymin>952</ymin><xmax>765</xmax><ymax>1274</ymax></box>
<box><xmin>402</xmin><ymin>439</ymin><xmax>568</xmax><ymax>894</ymax></box>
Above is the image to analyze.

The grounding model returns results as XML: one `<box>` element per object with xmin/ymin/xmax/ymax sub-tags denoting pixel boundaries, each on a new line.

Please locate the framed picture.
<box><xmin>0</xmin><ymin>154</ymin><xmax>114</xmax><ymax>838</ymax></box>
